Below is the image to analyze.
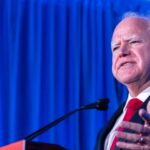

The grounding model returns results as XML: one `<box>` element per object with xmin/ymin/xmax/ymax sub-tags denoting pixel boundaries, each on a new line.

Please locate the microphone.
<box><xmin>25</xmin><ymin>98</ymin><xmax>109</xmax><ymax>141</ymax></box>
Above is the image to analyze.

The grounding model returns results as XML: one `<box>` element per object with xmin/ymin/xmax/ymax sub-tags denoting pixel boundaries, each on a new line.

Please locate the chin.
<box><xmin>117</xmin><ymin>76</ymin><xmax>138</xmax><ymax>85</ymax></box>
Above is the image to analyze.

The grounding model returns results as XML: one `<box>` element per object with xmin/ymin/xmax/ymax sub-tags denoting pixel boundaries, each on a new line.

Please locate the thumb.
<box><xmin>147</xmin><ymin>101</ymin><xmax>150</xmax><ymax>113</ymax></box>
<box><xmin>139</xmin><ymin>101</ymin><xmax>150</xmax><ymax>125</ymax></box>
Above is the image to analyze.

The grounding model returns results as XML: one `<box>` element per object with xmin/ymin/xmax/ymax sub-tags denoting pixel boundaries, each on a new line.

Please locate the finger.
<box><xmin>116</xmin><ymin>131</ymin><xmax>141</xmax><ymax>142</ymax></box>
<box><xmin>117</xmin><ymin>141</ymin><xmax>150</xmax><ymax>150</ymax></box>
<box><xmin>139</xmin><ymin>109</ymin><xmax>150</xmax><ymax>126</ymax></box>
<box><xmin>120</xmin><ymin>121</ymin><xmax>150</xmax><ymax>134</ymax></box>
<box><xmin>147</xmin><ymin>101</ymin><xmax>150</xmax><ymax>113</ymax></box>
<box><xmin>117</xmin><ymin>131</ymin><xmax>150</xmax><ymax>145</ymax></box>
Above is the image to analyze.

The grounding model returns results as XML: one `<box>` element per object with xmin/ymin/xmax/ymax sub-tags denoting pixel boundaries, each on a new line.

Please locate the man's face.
<box><xmin>112</xmin><ymin>17</ymin><xmax>150</xmax><ymax>86</ymax></box>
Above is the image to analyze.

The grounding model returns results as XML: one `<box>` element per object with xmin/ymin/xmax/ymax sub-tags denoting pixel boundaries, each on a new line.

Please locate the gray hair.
<box><xmin>122</xmin><ymin>11</ymin><xmax>150</xmax><ymax>30</ymax></box>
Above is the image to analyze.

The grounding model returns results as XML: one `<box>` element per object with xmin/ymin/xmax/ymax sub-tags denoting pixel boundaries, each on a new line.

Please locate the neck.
<box><xmin>126</xmin><ymin>81</ymin><xmax>150</xmax><ymax>97</ymax></box>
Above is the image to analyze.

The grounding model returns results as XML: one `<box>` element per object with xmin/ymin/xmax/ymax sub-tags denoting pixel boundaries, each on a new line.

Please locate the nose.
<box><xmin>118</xmin><ymin>43</ymin><xmax>130</xmax><ymax>57</ymax></box>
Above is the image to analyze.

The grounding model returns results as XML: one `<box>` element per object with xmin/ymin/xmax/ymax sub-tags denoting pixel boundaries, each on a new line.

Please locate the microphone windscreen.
<box><xmin>96</xmin><ymin>98</ymin><xmax>109</xmax><ymax>110</ymax></box>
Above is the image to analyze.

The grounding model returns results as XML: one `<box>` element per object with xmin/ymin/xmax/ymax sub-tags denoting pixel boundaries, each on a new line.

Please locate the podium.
<box><xmin>0</xmin><ymin>140</ymin><xmax>67</xmax><ymax>150</ymax></box>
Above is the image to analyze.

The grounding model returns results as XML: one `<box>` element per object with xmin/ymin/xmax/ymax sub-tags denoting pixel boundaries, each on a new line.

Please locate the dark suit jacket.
<box><xmin>95</xmin><ymin>96</ymin><xmax>150</xmax><ymax>150</ymax></box>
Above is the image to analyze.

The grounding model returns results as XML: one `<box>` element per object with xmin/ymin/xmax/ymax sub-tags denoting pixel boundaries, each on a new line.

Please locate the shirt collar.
<box><xmin>124</xmin><ymin>86</ymin><xmax>150</xmax><ymax>111</ymax></box>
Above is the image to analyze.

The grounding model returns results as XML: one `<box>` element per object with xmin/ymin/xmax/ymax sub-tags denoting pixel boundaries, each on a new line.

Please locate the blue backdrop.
<box><xmin>0</xmin><ymin>0</ymin><xmax>150</xmax><ymax>149</ymax></box>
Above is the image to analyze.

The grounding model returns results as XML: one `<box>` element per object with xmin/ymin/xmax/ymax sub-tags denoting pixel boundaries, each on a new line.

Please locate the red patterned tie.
<box><xmin>110</xmin><ymin>98</ymin><xmax>143</xmax><ymax>150</ymax></box>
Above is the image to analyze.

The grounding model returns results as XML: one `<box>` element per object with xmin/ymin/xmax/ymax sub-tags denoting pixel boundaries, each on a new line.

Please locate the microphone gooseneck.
<box><xmin>25</xmin><ymin>98</ymin><xmax>109</xmax><ymax>141</ymax></box>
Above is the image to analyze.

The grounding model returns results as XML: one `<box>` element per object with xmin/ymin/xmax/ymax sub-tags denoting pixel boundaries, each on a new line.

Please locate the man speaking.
<box><xmin>95</xmin><ymin>12</ymin><xmax>150</xmax><ymax>150</ymax></box>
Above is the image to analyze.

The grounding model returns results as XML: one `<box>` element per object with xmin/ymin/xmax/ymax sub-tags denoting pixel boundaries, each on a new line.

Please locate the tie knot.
<box><xmin>127</xmin><ymin>98</ymin><xmax>143</xmax><ymax>110</ymax></box>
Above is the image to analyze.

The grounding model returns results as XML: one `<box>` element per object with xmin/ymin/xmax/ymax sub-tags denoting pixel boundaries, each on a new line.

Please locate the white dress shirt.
<box><xmin>104</xmin><ymin>87</ymin><xmax>150</xmax><ymax>150</ymax></box>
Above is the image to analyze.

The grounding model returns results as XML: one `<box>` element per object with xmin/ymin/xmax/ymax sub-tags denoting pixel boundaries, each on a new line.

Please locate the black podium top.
<box><xmin>26</xmin><ymin>142</ymin><xmax>67</xmax><ymax>150</ymax></box>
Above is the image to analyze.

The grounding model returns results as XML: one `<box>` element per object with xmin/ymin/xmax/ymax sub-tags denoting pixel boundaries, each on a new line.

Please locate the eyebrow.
<box><xmin>111</xmin><ymin>35</ymin><xmax>144</xmax><ymax>48</ymax></box>
<box><xmin>123</xmin><ymin>35</ymin><xmax>143</xmax><ymax>41</ymax></box>
<box><xmin>111</xmin><ymin>42</ymin><xmax>120</xmax><ymax>49</ymax></box>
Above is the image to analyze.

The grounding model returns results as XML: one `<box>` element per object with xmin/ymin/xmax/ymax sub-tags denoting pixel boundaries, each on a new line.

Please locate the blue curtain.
<box><xmin>0</xmin><ymin>0</ymin><xmax>150</xmax><ymax>149</ymax></box>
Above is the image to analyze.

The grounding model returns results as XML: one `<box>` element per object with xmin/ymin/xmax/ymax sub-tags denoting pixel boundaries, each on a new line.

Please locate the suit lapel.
<box><xmin>95</xmin><ymin>102</ymin><xmax>125</xmax><ymax>150</ymax></box>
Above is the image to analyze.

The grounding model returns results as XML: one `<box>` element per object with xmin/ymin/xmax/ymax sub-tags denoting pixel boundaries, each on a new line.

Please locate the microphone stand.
<box><xmin>25</xmin><ymin>98</ymin><xmax>109</xmax><ymax>141</ymax></box>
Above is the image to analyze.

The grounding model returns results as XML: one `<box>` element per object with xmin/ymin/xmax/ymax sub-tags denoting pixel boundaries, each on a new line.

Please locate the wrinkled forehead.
<box><xmin>111</xmin><ymin>17</ymin><xmax>150</xmax><ymax>43</ymax></box>
<box><xmin>111</xmin><ymin>35</ymin><xmax>144</xmax><ymax>48</ymax></box>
